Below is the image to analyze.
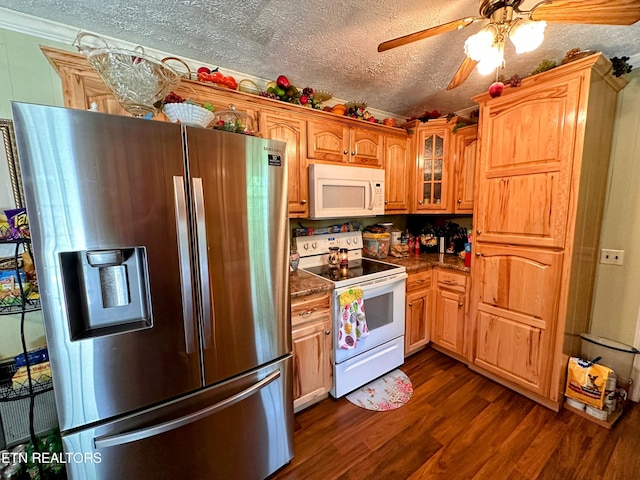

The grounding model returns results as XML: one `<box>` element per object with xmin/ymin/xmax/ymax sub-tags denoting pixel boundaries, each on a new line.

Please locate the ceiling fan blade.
<box><xmin>530</xmin><ymin>0</ymin><xmax>640</xmax><ymax>25</ymax></box>
<box><xmin>378</xmin><ymin>17</ymin><xmax>478</xmax><ymax>52</ymax></box>
<box><xmin>447</xmin><ymin>57</ymin><xmax>479</xmax><ymax>90</ymax></box>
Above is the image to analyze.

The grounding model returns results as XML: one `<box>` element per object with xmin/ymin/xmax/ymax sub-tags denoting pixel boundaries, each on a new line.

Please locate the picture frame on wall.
<box><xmin>1</xmin><ymin>118</ymin><xmax>24</xmax><ymax>209</ymax></box>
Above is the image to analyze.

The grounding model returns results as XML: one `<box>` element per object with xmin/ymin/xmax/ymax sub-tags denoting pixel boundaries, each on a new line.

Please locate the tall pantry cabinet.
<box><xmin>469</xmin><ymin>53</ymin><xmax>627</xmax><ymax>410</ymax></box>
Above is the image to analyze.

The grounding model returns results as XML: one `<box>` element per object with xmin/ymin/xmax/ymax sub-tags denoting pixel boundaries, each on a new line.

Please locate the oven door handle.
<box><xmin>335</xmin><ymin>272</ymin><xmax>407</xmax><ymax>295</ymax></box>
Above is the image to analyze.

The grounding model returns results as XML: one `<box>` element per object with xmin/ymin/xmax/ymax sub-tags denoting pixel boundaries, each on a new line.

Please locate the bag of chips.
<box><xmin>4</xmin><ymin>208</ymin><xmax>30</xmax><ymax>239</ymax></box>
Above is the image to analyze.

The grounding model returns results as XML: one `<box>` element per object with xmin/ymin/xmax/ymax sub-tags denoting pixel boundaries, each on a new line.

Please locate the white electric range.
<box><xmin>295</xmin><ymin>231</ymin><xmax>407</xmax><ymax>397</ymax></box>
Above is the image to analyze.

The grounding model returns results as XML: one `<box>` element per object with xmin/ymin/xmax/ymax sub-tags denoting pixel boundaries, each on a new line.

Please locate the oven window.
<box><xmin>322</xmin><ymin>185</ymin><xmax>365</xmax><ymax>209</ymax></box>
<box><xmin>363</xmin><ymin>292</ymin><xmax>393</xmax><ymax>331</ymax></box>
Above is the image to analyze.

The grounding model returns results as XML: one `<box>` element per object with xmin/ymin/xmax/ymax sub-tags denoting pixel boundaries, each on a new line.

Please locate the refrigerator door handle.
<box><xmin>192</xmin><ymin>177</ymin><xmax>213</xmax><ymax>348</ymax></box>
<box><xmin>173</xmin><ymin>176</ymin><xmax>196</xmax><ymax>354</ymax></box>
<box><xmin>94</xmin><ymin>369</ymin><xmax>281</xmax><ymax>449</ymax></box>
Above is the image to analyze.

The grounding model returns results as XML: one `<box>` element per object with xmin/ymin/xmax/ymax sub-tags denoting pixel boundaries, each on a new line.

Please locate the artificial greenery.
<box><xmin>531</xmin><ymin>59</ymin><xmax>557</xmax><ymax>76</ymax></box>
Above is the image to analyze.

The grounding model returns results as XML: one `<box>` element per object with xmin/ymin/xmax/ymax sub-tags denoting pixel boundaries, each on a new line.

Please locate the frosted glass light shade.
<box><xmin>476</xmin><ymin>44</ymin><xmax>504</xmax><ymax>75</ymax></box>
<box><xmin>509</xmin><ymin>19</ymin><xmax>546</xmax><ymax>54</ymax></box>
<box><xmin>464</xmin><ymin>27</ymin><xmax>496</xmax><ymax>62</ymax></box>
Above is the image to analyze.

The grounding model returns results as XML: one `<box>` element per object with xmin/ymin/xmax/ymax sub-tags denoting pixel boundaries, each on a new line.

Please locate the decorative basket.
<box><xmin>74</xmin><ymin>32</ymin><xmax>181</xmax><ymax>117</ymax></box>
<box><xmin>163</xmin><ymin>103</ymin><xmax>215</xmax><ymax>128</ymax></box>
<box><xmin>238</xmin><ymin>79</ymin><xmax>259</xmax><ymax>95</ymax></box>
<box><xmin>161</xmin><ymin>56</ymin><xmax>197</xmax><ymax>81</ymax></box>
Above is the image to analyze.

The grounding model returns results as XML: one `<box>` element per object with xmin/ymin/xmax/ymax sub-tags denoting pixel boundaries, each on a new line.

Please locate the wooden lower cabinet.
<box><xmin>432</xmin><ymin>268</ymin><xmax>468</xmax><ymax>359</ymax></box>
<box><xmin>290</xmin><ymin>291</ymin><xmax>333</xmax><ymax>411</ymax></box>
<box><xmin>404</xmin><ymin>269</ymin><xmax>432</xmax><ymax>356</ymax></box>
<box><xmin>471</xmin><ymin>244</ymin><xmax>563</xmax><ymax>399</ymax></box>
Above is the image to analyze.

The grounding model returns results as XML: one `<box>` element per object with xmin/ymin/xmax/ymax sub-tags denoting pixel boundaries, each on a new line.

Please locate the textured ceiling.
<box><xmin>2</xmin><ymin>0</ymin><xmax>640</xmax><ymax>118</ymax></box>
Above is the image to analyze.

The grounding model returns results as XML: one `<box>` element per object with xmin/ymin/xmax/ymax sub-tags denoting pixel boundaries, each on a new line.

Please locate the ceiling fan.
<box><xmin>378</xmin><ymin>0</ymin><xmax>640</xmax><ymax>90</ymax></box>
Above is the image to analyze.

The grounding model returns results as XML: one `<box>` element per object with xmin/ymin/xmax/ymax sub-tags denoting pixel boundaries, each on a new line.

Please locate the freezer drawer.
<box><xmin>63</xmin><ymin>356</ymin><xmax>293</xmax><ymax>480</ymax></box>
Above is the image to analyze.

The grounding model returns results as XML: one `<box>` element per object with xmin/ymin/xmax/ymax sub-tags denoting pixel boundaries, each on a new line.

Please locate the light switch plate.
<box><xmin>600</xmin><ymin>249</ymin><xmax>624</xmax><ymax>266</ymax></box>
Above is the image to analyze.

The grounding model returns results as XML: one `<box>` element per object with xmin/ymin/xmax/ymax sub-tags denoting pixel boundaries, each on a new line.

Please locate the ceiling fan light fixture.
<box><xmin>476</xmin><ymin>44</ymin><xmax>505</xmax><ymax>75</ymax></box>
<box><xmin>509</xmin><ymin>18</ymin><xmax>546</xmax><ymax>54</ymax></box>
<box><xmin>464</xmin><ymin>26</ymin><xmax>496</xmax><ymax>62</ymax></box>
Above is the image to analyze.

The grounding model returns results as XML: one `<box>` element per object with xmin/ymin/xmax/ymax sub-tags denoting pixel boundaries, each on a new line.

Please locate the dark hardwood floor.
<box><xmin>270</xmin><ymin>346</ymin><xmax>640</xmax><ymax>480</ymax></box>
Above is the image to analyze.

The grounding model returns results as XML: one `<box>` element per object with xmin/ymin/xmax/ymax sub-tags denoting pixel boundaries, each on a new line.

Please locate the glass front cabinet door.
<box><xmin>415</xmin><ymin>121</ymin><xmax>452</xmax><ymax>212</ymax></box>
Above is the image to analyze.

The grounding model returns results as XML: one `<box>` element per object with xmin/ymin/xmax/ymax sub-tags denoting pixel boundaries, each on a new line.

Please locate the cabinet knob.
<box><xmin>475</xmin><ymin>252</ymin><xmax>482</xmax><ymax>257</ymax></box>
<box><xmin>458</xmin><ymin>302</ymin><xmax>464</xmax><ymax>307</ymax></box>
<box><xmin>418</xmin><ymin>200</ymin><xmax>423</xmax><ymax>205</ymax></box>
<box><xmin>408</xmin><ymin>302</ymin><xmax>413</xmax><ymax>307</ymax></box>
<box><xmin>476</xmin><ymin>229</ymin><xmax>482</xmax><ymax>235</ymax></box>
<box><xmin>300</xmin><ymin>199</ymin><xmax>307</xmax><ymax>205</ymax></box>
<box><xmin>384</xmin><ymin>200</ymin><xmax>388</xmax><ymax>204</ymax></box>
<box><xmin>457</xmin><ymin>199</ymin><xmax>462</xmax><ymax>204</ymax></box>
<box><xmin>343</xmin><ymin>150</ymin><xmax>349</xmax><ymax>155</ymax></box>
<box><xmin>351</xmin><ymin>151</ymin><xmax>356</xmax><ymax>156</ymax></box>
<box><xmin>325</xmin><ymin>330</ymin><xmax>331</xmax><ymax>335</ymax></box>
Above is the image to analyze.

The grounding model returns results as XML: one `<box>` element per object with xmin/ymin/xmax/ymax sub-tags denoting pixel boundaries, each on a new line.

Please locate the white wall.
<box><xmin>590</xmin><ymin>68</ymin><xmax>640</xmax><ymax>346</ymax></box>
<box><xmin>0</xmin><ymin>27</ymin><xmax>67</xmax><ymax>118</ymax></box>
<box><xmin>0</xmin><ymin>28</ymin><xmax>69</xmax><ymax>359</ymax></box>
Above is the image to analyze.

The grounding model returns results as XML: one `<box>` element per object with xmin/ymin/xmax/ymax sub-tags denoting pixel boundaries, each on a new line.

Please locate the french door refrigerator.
<box><xmin>11</xmin><ymin>102</ymin><xmax>293</xmax><ymax>480</ymax></box>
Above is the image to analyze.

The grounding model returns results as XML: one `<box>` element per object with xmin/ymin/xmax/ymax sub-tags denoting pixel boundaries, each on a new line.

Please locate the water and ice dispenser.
<box><xmin>60</xmin><ymin>247</ymin><xmax>152</xmax><ymax>339</ymax></box>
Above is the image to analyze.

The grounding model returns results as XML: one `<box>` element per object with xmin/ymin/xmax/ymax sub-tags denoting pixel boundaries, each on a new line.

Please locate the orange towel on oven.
<box><xmin>338</xmin><ymin>288</ymin><xmax>369</xmax><ymax>349</ymax></box>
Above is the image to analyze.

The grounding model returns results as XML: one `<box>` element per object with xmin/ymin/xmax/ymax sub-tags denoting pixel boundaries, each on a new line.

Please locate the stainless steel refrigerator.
<box><xmin>11</xmin><ymin>102</ymin><xmax>293</xmax><ymax>479</ymax></box>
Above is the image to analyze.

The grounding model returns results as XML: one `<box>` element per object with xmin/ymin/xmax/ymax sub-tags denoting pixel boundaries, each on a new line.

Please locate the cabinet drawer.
<box><xmin>291</xmin><ymin>292</ymin><xmax>332</xmax><ymax>326</ymax></box>
<box><xmin>406</xmin><ymin>269</ymin><xmax>432</xmax><ymax>292</ymax></box>
<box><xmin>436</xmin><ymin>269</ymin><xmax>467</xmax><ymax>293</ymax></box>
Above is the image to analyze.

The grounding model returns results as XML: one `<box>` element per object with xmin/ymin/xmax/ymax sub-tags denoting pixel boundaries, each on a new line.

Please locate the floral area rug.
<box><xmin>346</xmin><ymin>369</ymin><xmax>413</xmax><ymax>411</ymax></box>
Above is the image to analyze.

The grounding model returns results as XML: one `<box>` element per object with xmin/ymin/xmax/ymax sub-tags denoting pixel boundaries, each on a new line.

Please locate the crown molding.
<box><xmin>0</xmin><ymin>7</ymin><xmax>79</xmax><ymax>46</ymax></box>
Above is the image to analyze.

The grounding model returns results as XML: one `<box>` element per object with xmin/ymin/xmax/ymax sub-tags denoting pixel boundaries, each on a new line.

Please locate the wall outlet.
<box><xmin>600</xmin><ymin>249</ymin><xmax>624</xmax><ymax>266</ymax></box>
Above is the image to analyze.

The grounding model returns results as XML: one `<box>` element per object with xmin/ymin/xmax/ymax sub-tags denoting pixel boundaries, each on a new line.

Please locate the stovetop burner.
<box><xmin>303</xmin><ymin>258</ymin><xmax>399</xmax><ymax>283</ymax></box>
<box><xmin>295</xmin><ymin>231</ymin><xmax>406</xmax><ymax>287</ymax></box>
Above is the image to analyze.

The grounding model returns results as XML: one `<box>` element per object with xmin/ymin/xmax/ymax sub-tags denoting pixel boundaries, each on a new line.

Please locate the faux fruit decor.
<box><xmin>407</xmin><ymin>110</ymin><xmax>441</xmax><ymax>123</ymax></box>
<box><xmin>260</xmin><ymin>74</ymin><xmax>323</xmax><ymax>109</ymax></box>
<box><xmin>160</xmin><ymin>92</ymin><xmax>215</xmax><ymax>112</ymax></box>
<box><xmin>488</xmin><ymin>81</ymin><xmax>504</xmax><ymax>98</ymax></box>
<box><xmin>196</xmin><ymin>66</ymin><xmax>238</xmax><ymax>90</ymax></box>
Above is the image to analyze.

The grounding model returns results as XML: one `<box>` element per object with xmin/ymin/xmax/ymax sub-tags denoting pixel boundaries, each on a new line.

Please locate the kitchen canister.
<box><xmin>391</xmin><ymin>229</ymin><xmax>401</xmax><ymax>245</ymax></box>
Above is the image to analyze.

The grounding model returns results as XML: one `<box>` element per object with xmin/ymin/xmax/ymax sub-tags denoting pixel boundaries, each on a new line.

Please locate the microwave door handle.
<box><xmin>368</xmin><ymin>180</ymin><xmax>374</xmax><ymax>210</ymax></box>
<box><xmin>173</xmin><ymin>176</ymin><xmax>196</xmax><ymax>354</ymax></box>
<box><xmin>193</xmin><ymin>177</ymin><xmax>213</xmax><ymax>350</ymax></box>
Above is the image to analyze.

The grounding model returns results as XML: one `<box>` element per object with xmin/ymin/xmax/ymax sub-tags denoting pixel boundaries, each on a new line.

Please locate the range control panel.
<box><xmin>295</xmin><ymin>231</ymin><xmax>362</xmax><ymax>258</ymax></box>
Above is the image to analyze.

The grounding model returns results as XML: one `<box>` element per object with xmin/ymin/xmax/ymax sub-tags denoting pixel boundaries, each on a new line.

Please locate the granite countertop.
<box><xmin>290</xmin><ymin>252</ymin><xmax>470</xmax><ymax>297</ymax></box>
<box><xmin>290</xmin><ymin>269</ymin><xmax>334</xmax><ymax>298</ymax></box>
<box><xmin>381</xmin><ymin>252</ymin><xmax>471</xmax><ymax>273</ymax></box>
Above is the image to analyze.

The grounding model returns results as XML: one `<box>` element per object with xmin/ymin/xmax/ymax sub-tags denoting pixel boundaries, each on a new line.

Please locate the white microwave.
<box><xmin>308</xmin><ymin>164</ymin><xmax>385</xmax><ymax>219</ymax></box>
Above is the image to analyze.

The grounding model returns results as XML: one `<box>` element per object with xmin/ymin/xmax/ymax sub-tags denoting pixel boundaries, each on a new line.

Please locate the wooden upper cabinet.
<box><xmin>306</xmin><ymin>120</ymin><xmax>350</xmax><ymax>163</ymax></box>
<box><xmin>350</xmin><ymin>127</ymin><xmax>384</xmax><ymax>166</ymax></box>
<box><xmin>307</xmin><ymin>120</ymin><xmax>384</xmax><ymax>167</ymax></box>
<box><xmin>414</xmin><ymin>120</ymin><xmax>453</xmax><ymax>212</ymax></box>
<box><xmin>452</xmin><ymin>124</ymin><xmax>477</xmax><ymax>214</ymax></box>
<box><xmin>471</xmin><ymin>244</ymin><xmax>563</xmax><ymax>397</ymax></box>
<box><xmin>384</xmin><ymin>133</ymin><xmax>410</xmax><ymax>213</ymax></box>
<box><xmin>474</xmin><ymin>78</ymin><xmax>581</xmax><ymax>248</ymax></box>
<box><xmin>260</xmin><ymin>111</ymin><xmax>308</xmax><ymax>217</ymax></box>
